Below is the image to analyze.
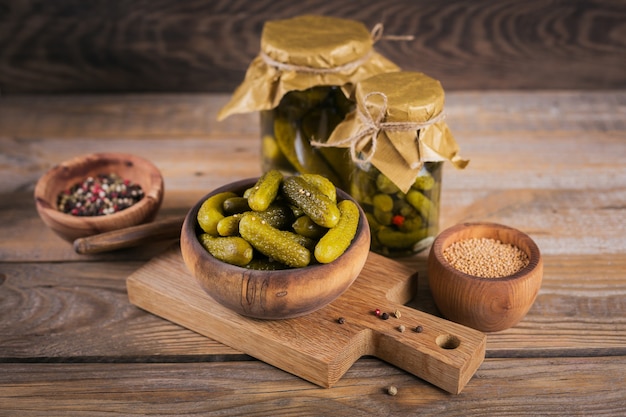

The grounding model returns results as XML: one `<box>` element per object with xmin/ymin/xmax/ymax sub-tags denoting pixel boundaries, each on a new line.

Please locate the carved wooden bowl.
<box><xmin>34</xmin><ymin>152</ymin><xmax>164</xmax><ymax>242</ymax></box>
<box><xmin>428</xmin><ymin>222</ymin><xmax>543</xmax><ymax>332</ymax></box>
<box><xmin>180</xmin><ymin>178</ymin><xmax>371</xmax><ymax>320</ymax></box>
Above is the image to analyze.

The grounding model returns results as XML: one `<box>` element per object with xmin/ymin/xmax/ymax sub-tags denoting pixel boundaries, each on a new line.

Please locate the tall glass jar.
<box><xmin>324</xmin><ymin>71</ymin><xmax>469</xmax><ymax>257</ymax></box>
<box><xmin>217</xmin><ymin>15</ymin><xmax>399</xmax><ymax>190</ymax></box>
<box><xmin>259</xmin><ymin>86</ymin><xmax>353</xmax><ymax>190</ymax></box>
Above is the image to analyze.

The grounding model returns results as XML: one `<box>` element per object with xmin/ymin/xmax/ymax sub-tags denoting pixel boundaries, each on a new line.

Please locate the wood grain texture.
<box><xmin>1</xmin><ymin>358</ymin><xmax>625</xmax><ymax>416</ymax></box>
<box><xmin>33</xmin><ymin>152</ymin><xmax>164</xmax><ymax>241</ymax></box>
<box><xmin>0</xmin><ymin>260</ymin><xmax>243</xmax><ymax>359</ymax></box>
<box><xmin>2</xmin><ymin>254</ymin><xmax>624</xmax><ymax>360</ymax></box>
<box><xmin>127</xmin><ymin>247</ymin><xmax>486</xmax><ymax>393</ymax></box>
<box><xmin>1</xmin><ymin>91</ymin><xmax>624</xmax><ymax>260</ymax></box>
<box><xmin>0</xmin><ymin>90</ymin><xmax>625</xmax><ymax>414</ymax></box>
<box><xmin>0</xmin><ymin>0</ymin><xmax>625</xmax><ymax>93</ymax></box>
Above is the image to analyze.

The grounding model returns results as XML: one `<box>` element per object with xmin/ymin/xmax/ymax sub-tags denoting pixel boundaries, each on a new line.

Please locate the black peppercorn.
<box><xmin>381</xmin><ymin>312</ymin><xmax>390</xmax><ymax>320</ymax></box>
<box><xmin>57</xmin><ymin>173</ymin><xmax>144</xmax><ymax>216</ymax></box>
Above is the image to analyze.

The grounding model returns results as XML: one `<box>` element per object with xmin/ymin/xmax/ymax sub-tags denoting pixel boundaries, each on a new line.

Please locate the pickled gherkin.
<box><xmin>217</xmin><ymin>214</ymin><xmax>242</xmax><ymax>236</ymax></box>
<box><xmin>222</xmin><ymin>196</ymin><xmax>250</xmax><ymax>215</ymax></box>
<box><xmin>292</xmin><ymin>215</ymin><xmax>327</xmax><ymax>239</ymax></box>
<box><xmin>239</xmin><ymin>212</ymin><xmax>311</xmax><ymax>268</ymax></box>
<box><xmin>372</xmin><ymin>193</ymin><xmax>394</xmax><ymax>212</ymax></box>
<box><xmin>194</xmin><ymin>171</ymin><xmax>360</xmax><ymax>269</ymax></box>
<box><xmin>256</xmin><ymin>203</ymin><xmax>294</xmax><ymax>230</ymax></box>
<box><xmin>377</xmin><ymin>226</ymin><xmax>428</xmax><ymax>250</ymax></box>
<box><xmin>199</xmin><ymin>234</ymin><xmax>254</xmax><ymax>267</ymax></box>
<box><xmin>282</xmin><ymin>175</ymin><xmax>340</xmax><ymax>228</ymax></box>
<box><xmin>300</xmin><ymin>173</ymin><xmax>337</xmax><ymax>203</ymax></box>
<box><xmin>314</xmin><ymin>199</ymin><xmax>360</xmax><ymax>264</ymax></box>
<box><xmin>406</xmin><ymin>189</ymin><xmax>437</xmax><ymax>222</ymax></box>
<box><xmin>245</xmin><ymin>258</ymin><xmax>289</xmax><ymax>271</ymax></box>
<box><xmin>247</xmin><ymin>170</ymin><xmax>283</xmax><ymax>212</ymax></box>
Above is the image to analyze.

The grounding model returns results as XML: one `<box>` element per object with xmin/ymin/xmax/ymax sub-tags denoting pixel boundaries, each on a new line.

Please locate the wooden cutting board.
<box><xmin>126</xmin><ymin>246</ymin><xmax>486</xmax><ymax>394</ymax></box>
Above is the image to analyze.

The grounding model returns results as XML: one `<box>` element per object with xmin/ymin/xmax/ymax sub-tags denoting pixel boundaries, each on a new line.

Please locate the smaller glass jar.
<box><xmin>324</xmin><ymin>71</ymin><xmax>468</xmax><ymax>257</ymax></box>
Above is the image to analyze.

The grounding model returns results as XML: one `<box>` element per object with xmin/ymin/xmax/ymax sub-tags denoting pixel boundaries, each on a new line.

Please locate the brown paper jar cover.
<box><xmin>217</xmin><ymin>15</ymin><xmax>399</xmax><ymax>121</ymax></box>
<box><xmin>324</xmin><ymin>71</ymin><xmax>469</xmax><ymax>193</ymax></box>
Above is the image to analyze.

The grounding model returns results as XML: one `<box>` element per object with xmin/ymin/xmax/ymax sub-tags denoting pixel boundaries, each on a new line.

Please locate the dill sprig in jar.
<box><xmin>320</xmin><ymin>71</ymin><xmax>469</xmax><ymax>257</ymax></box>
<box><xmin>217</xmin><ymin>15</ymin><xmax>401</xmax><ymax>190</ymax></box>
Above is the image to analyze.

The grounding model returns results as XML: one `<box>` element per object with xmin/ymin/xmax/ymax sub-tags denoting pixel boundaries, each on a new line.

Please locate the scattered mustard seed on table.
<box><xmin>443</xmin><ymin>237</ymin><xmax>529</xmax><ymax>278</ymax></box>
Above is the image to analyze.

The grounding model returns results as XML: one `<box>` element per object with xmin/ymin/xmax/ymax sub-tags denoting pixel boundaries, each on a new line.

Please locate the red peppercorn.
<box><xmin>392</xmin><ymin>214</ymin><xmax>405</xmax><ymax>227</ymax></box>
<box><xmin>374</xmin><ymin>308</ymin><xmax>381</xmax><ymax>317</ymax></box>
<box><xmin>57</xmin><ymin>173</ymin><xmax>144</xmax><ymax>217</ymax></box>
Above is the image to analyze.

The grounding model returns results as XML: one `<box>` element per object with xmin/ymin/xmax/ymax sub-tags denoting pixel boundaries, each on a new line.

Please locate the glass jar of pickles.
<box><xmin>217</xmin><ymin>15</ymin><xmax>399</xmax><ymax>190</ymax></box>
<box><xmin>259</xmin><ymin>86</ymin><xmax>354</xmax><ymax>190</ymax></box>
<box><xmin>322</xmin><ymin>71</ymin><xmax>469</xmax><ymax>257</ymax></box>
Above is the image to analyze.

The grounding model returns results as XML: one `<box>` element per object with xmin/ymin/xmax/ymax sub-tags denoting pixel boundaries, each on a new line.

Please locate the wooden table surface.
<box><xmin>1</xmin><ymin>91</ymin><xmax>625</xmax><ymax>416</ymax></box>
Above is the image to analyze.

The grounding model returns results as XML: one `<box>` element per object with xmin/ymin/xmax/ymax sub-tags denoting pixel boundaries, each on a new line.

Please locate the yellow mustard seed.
<box><xmin>443</xmin><ymin>237</ymin><xmax>529</xmax><ymax>278</ymax></box>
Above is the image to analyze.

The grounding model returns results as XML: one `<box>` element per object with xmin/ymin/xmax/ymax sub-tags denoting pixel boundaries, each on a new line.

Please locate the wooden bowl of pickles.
<box><xmin>34</xmin><ymin>152</ymin><xmax>164</xmax><ymax>242</ymax></box>
<box><xmin>180</xmin><ymin>172</ymin><xmax>371</xmax><ymax>320</ymax></box>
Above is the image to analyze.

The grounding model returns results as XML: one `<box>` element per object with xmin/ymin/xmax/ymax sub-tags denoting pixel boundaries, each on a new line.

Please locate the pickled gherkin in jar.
<box><xmin>260</xmin><ymin>86</ymin><xmax>354</xmax><ymax>191</ymax></box>
<box><xmin>349</xmin><ymin>162</ymin><xmax>442</xmax><ymax>257</ymax></box>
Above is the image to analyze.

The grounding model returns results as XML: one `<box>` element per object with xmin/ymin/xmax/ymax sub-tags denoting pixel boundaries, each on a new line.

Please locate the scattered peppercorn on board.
<box><xmin>126</xmin><ymin>246</ymin><xmax>486</xmax><ymax>394</ymax></box>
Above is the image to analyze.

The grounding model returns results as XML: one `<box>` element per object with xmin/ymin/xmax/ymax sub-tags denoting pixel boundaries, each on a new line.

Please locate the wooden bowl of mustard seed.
<box><xmin>34</xmin><ymin>152</ymin><xmax>164</xmax><ymax>243</ymax></box>
<box><xmin>427</xmin><ymin>222</ymin><xmax>543</xmax><ymax>332</ymax></box>
<box><xmin>180</xmin><ymin>176</ymin><xmax>371</xmax><ymax>320</ymax></box>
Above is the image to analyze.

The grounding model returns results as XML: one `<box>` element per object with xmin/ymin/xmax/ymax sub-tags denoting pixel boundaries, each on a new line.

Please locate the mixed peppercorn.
<box><xmin>57</xmin><ymin>173</ymin><xmax>144</xmax><ymax>216</ymax></box>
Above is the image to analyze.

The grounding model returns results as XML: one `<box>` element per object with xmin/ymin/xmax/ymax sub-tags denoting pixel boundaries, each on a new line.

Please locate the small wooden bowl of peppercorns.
<box><xmin>427</xmin><ymin>222</ymin><xmax>543</xmax><ymax>332</ymax></box>
<box><xmin>34</xmin><ymin>152</ymin><xmax>164</xmax><ymax>243</ymax></box>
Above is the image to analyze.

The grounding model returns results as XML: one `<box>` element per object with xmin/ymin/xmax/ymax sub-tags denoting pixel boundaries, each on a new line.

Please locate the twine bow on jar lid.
<box><xmin>217</xmin><ymin>15</ymin><xmax>403</xmax><ymax>120</ymax></box>
<box><xmin>317</xmin><ymin>71</ymin><xmax>469</xmax><ymax>193</ymax></box>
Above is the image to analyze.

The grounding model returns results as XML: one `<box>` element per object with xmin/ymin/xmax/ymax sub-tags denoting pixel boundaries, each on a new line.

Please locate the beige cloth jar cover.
<box><xmin>321</xmin><ymin>71</ymin><xmax>469</xmax><ymax>193</ymax></box>
<box><xmin>217</xmin><ymin>15</ymin><xmax>399</xmax><ymax>120</ymax></box>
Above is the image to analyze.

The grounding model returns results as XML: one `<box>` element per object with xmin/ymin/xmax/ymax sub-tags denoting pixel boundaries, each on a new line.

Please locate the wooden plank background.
<box><xmin>2</xmin><ymin>91</ymin><xmax>625</xmax><ymax>360</ymax></box>
<box><xmin>1</xmin><ymin>0</ymin><xmax>625</xmax><ymax>94</ymax></box>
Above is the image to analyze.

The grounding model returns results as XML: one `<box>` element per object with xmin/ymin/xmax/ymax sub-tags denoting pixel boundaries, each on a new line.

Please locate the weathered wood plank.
<box><xmin>0</xmin><ymin>0</ymin><xmax>624</xmax><ymax>93</ymax></box>
<box><xmin>0</xmin><ymin>260</ymin><xmax>242</xmax><ymax>359</ymax></box>
<box><xmin>2</xmin><ymin>102</ymin><xmax>625</xmax><ymax>261</ymax></box>
<box><xmin>3</xmin><ymin>185</ymin><xmax>626</xmax><ymax>261</ymax></box>
<box><xmin>1</xmin><ymin>91</ymin><xmax>625</xmax><ymax>139</ymax></box>
<box><xmin>0</xmin><ymin>357</ymin><xmax>624</xmax><ymax>416</ymax></box>
<box><xmin>1</xmin><ymin>253</ymin><xmax>625</xmax><ymax>359</ymax></box>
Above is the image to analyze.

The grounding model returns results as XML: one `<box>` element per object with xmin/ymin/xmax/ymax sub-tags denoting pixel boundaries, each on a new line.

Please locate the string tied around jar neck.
<box><xmin>259</xmin><ymin>23</ymin><xmax>414</xmax><ymax>75</ymax></box>
<box><xmin>312</xmin><ymin>91</ymin><xmax>446</xmax><ymax>165</ymax></box>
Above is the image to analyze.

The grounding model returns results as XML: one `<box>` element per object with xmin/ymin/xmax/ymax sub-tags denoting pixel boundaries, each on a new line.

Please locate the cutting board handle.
<box><xmin>351</xmin><ymin>304</ymin><xmax>486</xmax><ymax>395</ymax></box>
